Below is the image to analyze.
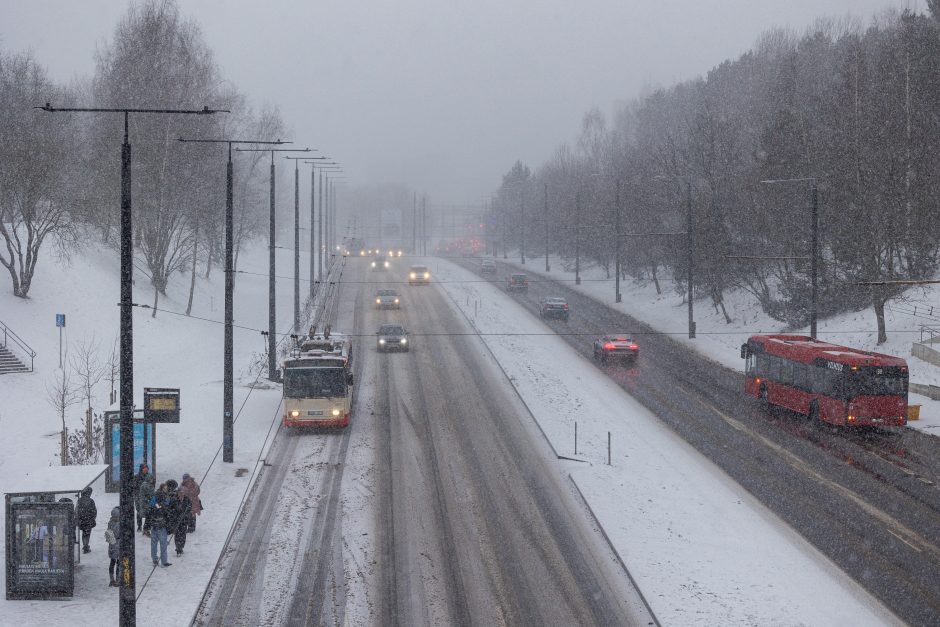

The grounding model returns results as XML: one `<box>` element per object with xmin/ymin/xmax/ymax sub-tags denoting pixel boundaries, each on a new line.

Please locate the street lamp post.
<box><xmin>760</xmin><ymin>177</ymin><xmax>818</xmax><ymax>339</ymax></box>
<box><xmin>544</xmin><ymin>183</ymin><xmax>550</xmax><ymax>272</ymax></box>
<box><xmin>575</xmin><ymin>187</ymin><xmax>582</xmax><ymax>285</ymax></box>
<box><xmin>179</xmin><ymin>137</ymin><xmax>286</xmax><ymax>465</ymax></box>
<box><xmin>303</xmin><ymin>159</ymin><xmax>336</xmax><ymax>300</ymax></box>
<box><xmin>592</xmin><ymin>173</ymin><xmax>623</xmax><ymax>303</ymax></box>
<box><xmin>520</xmin><ymin>185</ymin><xmax>526</xmax><ymax>265</ymax></box>
<box><xmin>39</xmin><ymin>104</ymin><xmax>224</xmax><ymax>627</ymax></box>
<box><xmin>235</xmin><ymin>148</ymin><xmax>314</xmax><ymax>381</ymax></box>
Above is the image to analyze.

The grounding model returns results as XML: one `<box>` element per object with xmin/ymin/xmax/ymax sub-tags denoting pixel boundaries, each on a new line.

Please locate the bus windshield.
<box><xmin>284</xmin><ymin>367</ymin><xmax>347</xmax><ymax>398</ymax></box>
<box><xmin>844</xmin><ymin>371</ymin><xmax>908</xmax><ymax>397</ymax></box>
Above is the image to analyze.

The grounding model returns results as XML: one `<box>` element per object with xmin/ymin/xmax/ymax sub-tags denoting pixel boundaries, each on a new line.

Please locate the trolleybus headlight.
<box><xmin>423</xmin><ymin>272</ymin><xmax>429</xmax><ymax>279</ymax></box>
<box><xmin>410</xmin><ymin>272</ymin><xmax>416</xmax><ymax>279</ymax></box>
<box><xmin>400</xmin><ymin>338</ymin><xmax>407</xmax><ymax>344</ymax></box>
<box><xmin>290</xmin><ymin>410</ymin><xmax>300</xmax><ymax>417</ymax></box>
<box><xmin>332</xmin><ymin>409</ymin><xmax>341</xmax><ymax>416</ymax></box>
<box><xmin>379</xmin><ymin>338</ymin><xmax>386</xmax><ymax>344</ymax></box>
<box><xmin>376</xmin><ymin>298</ymin><xmax>381</xmax><ymax>304</ymax></box>
<box><xmin>394</xmin><ymin>298</ymin><xmax>399</xmax><ymax>303</ymax></box>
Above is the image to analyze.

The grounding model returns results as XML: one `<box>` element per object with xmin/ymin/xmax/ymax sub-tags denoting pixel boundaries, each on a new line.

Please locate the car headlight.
<box><xmin>423</xmin><ymin>272</ymin><xmax>429</xmax><ymax>279</ymax></box>
<box><xmin>400</xmin><ymin>338</ymin><xmax>407</xmax><ymax>344</ymax></box>
<box><xmin>371</xmin><ymin>262</ymin><xmax>376</xmax><ymax>267</ymax></box>
<box><xmin>384</xmin><ymin>261</ymin><xmax>389</xmax><ymax>267</ymax></box>
<box><xmin>410</xmin><ymin>272</ymin><xmax>416</xmax><ymax>279</ymax></box>
<box><xmin>379</xmin><ymin>338</ymin><xmax>386</xmax><ymax>344</ymax></box>
<box><xmin>394</xmin><ymin>298</ymin><xmax>399</xmax><ymax>303</ymax></box>
<box><xmin>376</xmin><ymin>298</ymin><xmax>381</xmax><ymax>304</ymax></box>
<box><xmin>290</xmin><ymin>410</ymin><xmax>300</xmax><ymax>417</ymax></box>
<box><xmin>331</xmin><ymin>409</ymin><xmax>340</xmax><ymax>416</ymax></box>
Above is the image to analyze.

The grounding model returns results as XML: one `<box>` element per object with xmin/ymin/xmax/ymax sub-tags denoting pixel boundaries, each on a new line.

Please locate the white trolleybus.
<box><xmin>282</xmin><ymin>326</ymin><xmax>354</xmax><ymax>428</ymax></box>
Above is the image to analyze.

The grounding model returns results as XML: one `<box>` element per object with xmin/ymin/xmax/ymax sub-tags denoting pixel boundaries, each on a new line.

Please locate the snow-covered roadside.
<box><xmin>0</xmin><ymin>241</ymin><xmax>294</xmax><ymax>626</ymax></box>
<box><xmin>433</xmin><ymin>258</ymin><xmax>901</xmax><ymax>626</ymax></box>
<box><xmin>490</xmin><ymin>254</ymin><xmax>940</xmax><ymax>435</ymax></box>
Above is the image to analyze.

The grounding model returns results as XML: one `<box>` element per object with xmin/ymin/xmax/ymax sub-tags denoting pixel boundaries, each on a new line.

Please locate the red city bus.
<box><xmin>741</xmin><ymin>334</ymin><xmax>908</xmax><ymax>427</ymax></box>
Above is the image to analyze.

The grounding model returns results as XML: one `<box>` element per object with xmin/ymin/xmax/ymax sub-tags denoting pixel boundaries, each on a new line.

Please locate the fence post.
<box><xmin>574</xmin><ymin>421</ymin><xmax>578</xmax><ymax>455</ymax></box>
<box><xmin>607</xmin><ymin>431</ymin><xmax>611</xmax><ymax>465</ymax></box>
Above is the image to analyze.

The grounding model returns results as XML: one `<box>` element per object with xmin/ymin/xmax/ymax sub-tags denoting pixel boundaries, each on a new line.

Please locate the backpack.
<box><xmin>104</xmin><ymin>528</ymin><xmax>116</xmax><ymax>545</ymax></box>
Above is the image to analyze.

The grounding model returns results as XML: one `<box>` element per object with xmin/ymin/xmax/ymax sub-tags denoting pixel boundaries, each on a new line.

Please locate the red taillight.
<box><xmin>629</xmin><ymin>344</ymin><xmax>638</xmax><ymax>349</ymax></box>
<box><xmin>563</xmin><ymin>304</ymin><xmax>569</xmax><ymax>310</ymax></box>
<box><xmin>604</xmin><ymin>343</ymin><xmax>616</xmax><ymax>350</ymax></box>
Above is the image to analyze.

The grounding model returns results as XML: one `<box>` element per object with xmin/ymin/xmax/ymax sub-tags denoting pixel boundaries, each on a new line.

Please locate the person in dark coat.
<box><xmin>145</xmin><ymin>491</ymin><xmax>172</xmax><ymax>567</ymax></box>
<box><xmin>75</xmin><ymin>487</ymin><xmax>97</xmax><ymax>554</ymax></box>
<box><xmin>166</xmin><ymin>480</ymin><xmax>191</xmax><ymax>556</ymax></box>
<box><xmin>106</xmin><ymin>507</ymin><xmax>120</xmax><ymax>587</ymax></box>
<box><xmin>133</xmin><ymin>464</ymin><xmax>155</xmax><ymax>534</ymax></box>
<box><xmin>178</xmin><ymin>473</ymin><xmax>202</xmax><ymax>533</ymax></box>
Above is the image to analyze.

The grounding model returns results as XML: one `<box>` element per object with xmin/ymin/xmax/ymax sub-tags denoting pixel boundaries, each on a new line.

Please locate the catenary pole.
<box><xmin>40</xmin><ymin>103</ymin><xmax>224</xmax><ymax>627</ymax></box>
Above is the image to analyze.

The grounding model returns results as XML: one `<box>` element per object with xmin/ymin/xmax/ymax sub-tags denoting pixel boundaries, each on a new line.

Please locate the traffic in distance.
<box><xmin>282</xmin><ymin>252</ymin><xmax>912</xmax><ymax>433</ymax></box>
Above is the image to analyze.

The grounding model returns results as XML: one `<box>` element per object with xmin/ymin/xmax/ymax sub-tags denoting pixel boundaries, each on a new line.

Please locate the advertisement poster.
<box><xmin>7</xmin><ymin>503</ymin><xmax>73</xmax><ymax>598</ymax></box>
<box><xmin>104</xmin><ymin>412</ymin><xmax>155</xmax><ymax>493</ymax></box>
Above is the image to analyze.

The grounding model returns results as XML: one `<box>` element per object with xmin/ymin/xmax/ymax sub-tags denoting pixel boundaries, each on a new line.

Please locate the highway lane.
<box><xmin>365</xmin><ymin>259</ymin><xmax>655</xmax><ymax>627</ymax></box>
<box><xmin>461</xmin><ymin>256</ymin><xmax>940</xmax><ymax>626</ymax></box>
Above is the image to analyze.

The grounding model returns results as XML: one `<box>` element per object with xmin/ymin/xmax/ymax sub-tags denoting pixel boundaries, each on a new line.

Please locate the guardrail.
<box><xmin>0</xmin><ymin>319</ymin><xmax>36</xmax><ymax>372</ymax></box>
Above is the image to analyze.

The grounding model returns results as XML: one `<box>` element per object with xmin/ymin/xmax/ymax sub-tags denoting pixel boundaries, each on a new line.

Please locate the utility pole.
<box><xmin>179</xmin><ymin>137</ymin><xmax>286</xmax><ymax>465</ymax></box>
<box><xmin>686</xmin><ymin>178</ymin><xmax>694</xmax><ymax>337</ymax></box>
<box><xmin>544</xmin><ymin>182</ymin><xmax>550</xmax><ymax>272</ymax></box>
<box><xmin>235</xmin><ymin>148</ymin><xmax>314</xmax><ymax>381</ymax></box>
<box><xmin>575</xmin><ymin>187</ymin><xmax>581</xmax><ymax>285</ymax></box>
<box><xmin>615</xmin><ymin>179</ymin><xmax>622</xmax><ymax>303</ymax></box>
<box><xmin>40</xmin><ymin>103</ymin><xmax>224</xmax><ymax>627</ymax></box>
<box><xmin>422</xmin><ymin>196</ymin><xmax>427</xmax><ymax>255</ymax></box>
<box><xmin>811</xmin><ymin>180</ymin><xmax>818</xmax><ymax>339</ymax></box>
<box><xmin>520</xmin><ymin>185</ymin><xmax>526</xmax><ymax>265</ymax></box>
<box><xmin>413</xmin><ymin>191</ymin><xmax>417</xmax><ymax>254</ymax></box>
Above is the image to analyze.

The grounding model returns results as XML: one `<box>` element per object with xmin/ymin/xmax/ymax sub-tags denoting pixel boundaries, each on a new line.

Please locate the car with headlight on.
<box><xmin>593</xmin><ymin>335</ymin><xmax>639</xmax><ymax>363</ymax></box>
<box><xmin>481</xmin><ymin>259</ymin><xmax>496</xmax><ymax>274</ymax></box>
<box><xmin>371</xmin><ymin>256</ymin><xmax>390</xmax><ymax>271</ymax></box>
<box><xmin>539</xmin><ymin>296</ymin><xmax>569</xmax><ymax>321</ymax></box>
<box><xmin>409</xmin><ymin>265</ymin><xmax>430</xmax><ymax>285</ymax></box>
<box><xmin>375</xmin><ymin>288</ymin><xmax>401</xmax><ymax>309</ymax></box>
<box><xmin>377</xmin><ymin>324</ymin><xmax>409</xmax><ymax>352</ymax></box>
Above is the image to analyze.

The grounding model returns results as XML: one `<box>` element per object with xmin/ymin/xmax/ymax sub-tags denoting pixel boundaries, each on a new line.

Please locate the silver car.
<box><xmin>377</xmin><ymin>324</ymin><xmax>409</xmax><ymax>352</ymax></box>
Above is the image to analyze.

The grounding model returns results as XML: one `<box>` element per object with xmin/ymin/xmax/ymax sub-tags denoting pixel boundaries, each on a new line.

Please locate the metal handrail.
<box><xmin>0</xmin><ymin>319</ymin><xmax>36</xmax><ymax>371</ymax></box>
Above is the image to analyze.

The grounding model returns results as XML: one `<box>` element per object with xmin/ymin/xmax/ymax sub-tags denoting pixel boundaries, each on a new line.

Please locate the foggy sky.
<box><xmin>0</xmin><ymin>0</ymin><xmax>925</xmax><ymax>204</ymax></box>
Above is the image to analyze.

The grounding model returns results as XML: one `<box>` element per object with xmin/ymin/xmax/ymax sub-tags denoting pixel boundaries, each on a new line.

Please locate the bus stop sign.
<box><xmin>144</xmin><ymin>388</ymin><xmax>180</xmax><ymax>423</ymax></box>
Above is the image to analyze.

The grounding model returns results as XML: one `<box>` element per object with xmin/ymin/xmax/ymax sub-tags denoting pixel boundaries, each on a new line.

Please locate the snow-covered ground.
<box><xmin>433</xmin><ymin>258</ymin><xmax>902</xmax><ymax>626</ymax></box>
<box><xmin>0</xmin><ymin>239</ymin><xmax>915</xmax><ymax>625</ymax></box>
<box><xmin>489</xmin><ymin>253</ymin><xmax>940</xmax><ymax>436</ymax></box>
<box><xmin>0</xmin><ymin>238</ymin><xmax>296</xmax><ymax>626</ymax></box>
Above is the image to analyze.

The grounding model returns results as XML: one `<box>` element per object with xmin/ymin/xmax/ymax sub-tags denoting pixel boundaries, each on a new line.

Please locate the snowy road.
<box><xmin>458</xmin><ymin>256</ymin><xmax>940</xmax><ymax>627</ymax></box>
<box><xmin>365</xmin><ymin>266</ymin><xmax>653</xmax><ymax>626</ymax></box>
<box><xmin>195</xmin><ymin>257</ymin><xmax>654</xmax><ymax>626</ymax></box>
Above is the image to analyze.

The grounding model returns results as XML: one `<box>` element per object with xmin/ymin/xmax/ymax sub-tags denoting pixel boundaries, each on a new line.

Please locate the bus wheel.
<box><xmin>808</xmin><ymin>402</ymin><xmax>822</xmax><ymax>426</ymax></box>
<box><xmin>759</xmin><ymin>386</ymin><xmax>770</xmax><ymax>412</ymax></box>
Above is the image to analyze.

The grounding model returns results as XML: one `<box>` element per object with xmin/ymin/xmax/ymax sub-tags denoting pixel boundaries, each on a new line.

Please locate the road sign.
<box><xmin>55</xmin><ymin>314</ymin><xmax>65</xmax><ymax>327</ymax></box>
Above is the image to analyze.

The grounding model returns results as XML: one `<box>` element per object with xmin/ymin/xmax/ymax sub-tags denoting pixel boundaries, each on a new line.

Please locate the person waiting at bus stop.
<box><xmin>145</xmin><ymin>490</ymin><xmax>172</xmax><ymax>568</ymax></box>
<box><xmin>134</xmin><ymin>463</ymin><xmax>155</xmax><ymax>536</ymax></box>
<box><xmin>76</xmin><ymin>487</ymin><xmax>97</xmax><ymax>554</ymax></box>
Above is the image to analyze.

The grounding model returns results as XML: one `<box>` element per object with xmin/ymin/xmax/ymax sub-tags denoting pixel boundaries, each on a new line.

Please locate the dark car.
<box><xmin>507</xmin><ymin>273</ymin><xmax>528</xmax><ymax>292</ymax></box>
<box><xmin>371</xmin><ymin>256</ymin><xmax>390</xmax><ymax>271</ymax></box>
<box><xmin>377</xmin><ymin>324</ymin><xmax>409</xmax><ymax>352</ymax></box>
<box><xmin>539</xmin><ymin>297</ymin><xmax>569</xmax><ymax>321</ymax></box>
<box><xmin>481</xmin><ymin>259</ymin><xmax>497</xmax><ymax>274</ymax></box>
<box><xmin>593</xmin><ymin>335</ymin><xmax>639</xmax><ymax>363</ymax></box>
<box><xmin>375</xmin><ymin>288</ymin><xmax>400</xmax><ymax>309</ymax></box>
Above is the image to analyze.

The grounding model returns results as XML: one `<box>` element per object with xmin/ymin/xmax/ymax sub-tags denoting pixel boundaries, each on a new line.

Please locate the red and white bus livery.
<box><xmin>741</xmin><ymin>334</ymin><xmax>908</xmax><ymax>427</ymax></box>
<box><xmin>282</xmin><ymin>328</ymin><xmax>354</xmax><ymax>428</ymax></box>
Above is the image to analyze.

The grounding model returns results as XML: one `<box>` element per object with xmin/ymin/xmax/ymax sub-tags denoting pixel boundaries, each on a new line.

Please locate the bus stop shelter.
<box><xmin>5</xmin><ymin>464</ymin><xmax>108</xmax><ymax>599</ymax></box>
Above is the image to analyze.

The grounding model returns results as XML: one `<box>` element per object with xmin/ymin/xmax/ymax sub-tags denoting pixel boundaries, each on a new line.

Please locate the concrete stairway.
<box><xmin>0</xmin><ymin>345</ymin><xmax>30</xmax><ymax>374</ymax></box>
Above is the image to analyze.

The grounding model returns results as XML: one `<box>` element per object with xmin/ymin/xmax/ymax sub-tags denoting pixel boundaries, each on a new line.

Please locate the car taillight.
<box><xmin>563</xmin><ymin>304</ymin><xmax>569</xmax><ymax>310</ymax></box>
<box><xmin>604</xmin><ymin>343</ymin><xmax>616</xmax><ymax>350</ymax></box>
<box><xmin>629</xmin><ymin>344</ymin><xmax>638</xmax><ymax>349</ymax></box>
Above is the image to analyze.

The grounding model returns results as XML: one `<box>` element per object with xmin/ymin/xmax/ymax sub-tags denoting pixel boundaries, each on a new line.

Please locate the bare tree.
<box><xmin>45</xmin><ymin>358</ymin><xmax>81</xmax><ymax>465</ymax></box>
<box><xmin>0</xmin><ymin>50</ymin><xmax>79</xmax><ymax>298</ymax></box>
<box><xmin>71</xmin><ymin>336</ymin><xmax>107</xmax><ymax>458</ymax></box>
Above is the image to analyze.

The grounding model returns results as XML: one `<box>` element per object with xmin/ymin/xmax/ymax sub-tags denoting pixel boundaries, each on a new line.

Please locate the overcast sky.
<box><xmin>0</xmin><ymin>0</ymin><xmax>925</xmax><ymax>204</ymax></box>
